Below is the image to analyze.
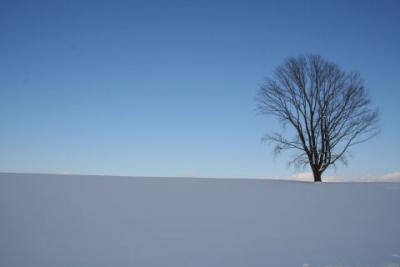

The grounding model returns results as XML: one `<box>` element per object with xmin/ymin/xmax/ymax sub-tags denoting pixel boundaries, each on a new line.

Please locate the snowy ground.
<box><xmin>1</xmin><ymin>173</ymin><xmax>399</xmax><ymax>267</ymax></box>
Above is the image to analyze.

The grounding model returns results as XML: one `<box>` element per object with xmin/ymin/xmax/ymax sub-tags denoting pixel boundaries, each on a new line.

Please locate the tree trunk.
<box><xmin>312</xmin><ymin>168</ymin><xmax>322</xmax><ymax>182</ymax></box>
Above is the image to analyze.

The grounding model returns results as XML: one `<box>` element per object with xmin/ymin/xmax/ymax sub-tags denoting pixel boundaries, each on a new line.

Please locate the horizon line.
<box><xmin>1</xmin><ymin>171</ymin><xmax>399</xmax><ymax>184</ymax></box>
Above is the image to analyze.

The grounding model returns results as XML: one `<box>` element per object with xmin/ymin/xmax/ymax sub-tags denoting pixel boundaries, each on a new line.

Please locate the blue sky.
<box><xmin>1</xmin><ymin>0</ymin><xmax>399</xmax><ymax>180</ymax></box>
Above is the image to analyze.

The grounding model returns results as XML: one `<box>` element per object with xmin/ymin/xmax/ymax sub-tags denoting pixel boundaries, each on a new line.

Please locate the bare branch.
<box><xmin>257</xmin><ymin>54</ymin><xmax>379</xmax><ymax>182</ymax></box>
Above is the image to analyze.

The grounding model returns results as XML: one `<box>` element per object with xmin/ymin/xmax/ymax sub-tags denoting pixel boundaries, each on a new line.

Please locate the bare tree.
<box><xmin>257</xmin><ymin>55</ymin><xmax>379</xmax><ymax>182</ymax></box>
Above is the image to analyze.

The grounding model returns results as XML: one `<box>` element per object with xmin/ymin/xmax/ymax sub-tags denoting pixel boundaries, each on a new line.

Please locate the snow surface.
<box><xmin>0</xmin><ymin>173</ymin><xmax>399</xmax><ymax>267</ymax></box>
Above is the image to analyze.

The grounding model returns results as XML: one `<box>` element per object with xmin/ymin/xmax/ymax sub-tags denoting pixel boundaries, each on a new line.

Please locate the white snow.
<box><xmin>0</xmin><ymin>173</ymin><xmax>399</xmax><ymax>267</ymax></box>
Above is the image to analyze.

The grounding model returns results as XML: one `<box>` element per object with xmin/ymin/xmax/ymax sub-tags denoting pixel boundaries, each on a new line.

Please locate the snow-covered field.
<box><xmin>1</xmin><ymin>173</ymin><xmax>399</xmax><ymax>267</ymax></box>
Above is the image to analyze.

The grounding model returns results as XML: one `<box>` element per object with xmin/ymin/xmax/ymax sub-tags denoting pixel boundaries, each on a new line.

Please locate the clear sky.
<box><xmin>1</xmin><ymin>0</ymin><xmax>399</xmax><ymax>180</ymax></box>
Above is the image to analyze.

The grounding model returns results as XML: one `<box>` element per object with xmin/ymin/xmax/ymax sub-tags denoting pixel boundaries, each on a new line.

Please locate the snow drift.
<box><xmin>0</xmin><ymin>173</ymin><xmax>399</xmax><ymax>267</ymax></box>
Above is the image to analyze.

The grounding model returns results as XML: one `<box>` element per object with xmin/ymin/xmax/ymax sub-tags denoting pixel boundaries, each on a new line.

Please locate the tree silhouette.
<box><xmin>257</xmin><ymin>55</ymin><xmax>379</xmax><ymax>182</ymax></box>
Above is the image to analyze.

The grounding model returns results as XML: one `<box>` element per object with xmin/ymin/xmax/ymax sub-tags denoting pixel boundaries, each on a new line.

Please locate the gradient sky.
<box><xmin>1</xmin><ymin>0</ymin><xmax>399</xmax><ymax>180</ymax></box>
